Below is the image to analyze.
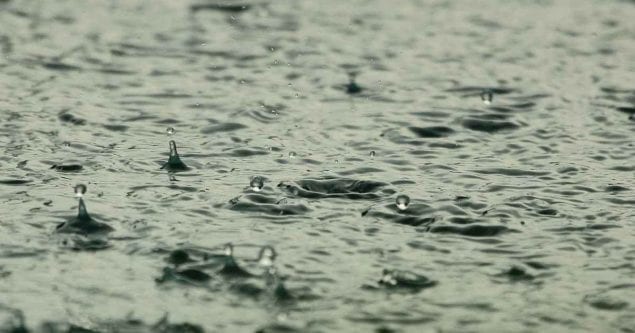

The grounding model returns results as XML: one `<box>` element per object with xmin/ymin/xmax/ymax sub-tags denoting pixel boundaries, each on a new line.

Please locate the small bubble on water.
<box><xmin>74</xmin><ymin>184</ymin><xmax>87</xmax><ymax>197</ymax></box>
<box><xmin>166</xmin><ymin>127</ymin><xmax>175</xmax><ymax>136</ymax></box>
<box><xmin>370</xmin><ymin>150</ymin><xmax>376</xmax><ymax>158</ymax></box>
<box><xmin>288</xmin><ymin>151</ymin><xmax>296</xmax><ymax>159</ymax></box>
<box><xmin>250</xmin><ymin>176</ymin><xmax>265</xmax><ymax>192</ymax></box>
<box><xmin>481</xmin><ymin>89</ymin><xmax>493</xmax><ymax>105</ymax></box>
<box><xmin>396</xmin><ymin>194</ymin><xmax>410</xmax><ymax>210</ymax></box>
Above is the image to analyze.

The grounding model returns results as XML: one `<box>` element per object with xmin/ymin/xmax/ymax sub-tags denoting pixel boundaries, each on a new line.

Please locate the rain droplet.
<box><xmin>481</xmin><ymin>90</ymin><xmax>493</xmax><ymax>105</ymax></box>
<box><xmin>288</xmin><ymin>152</ymin><xmax>296</xmax><ymax>159</ymax></box>
<box><xmin>370</xmin><ymin>150</ymin><xmax>376</xmax><ymax>158</ymax></box>
<box><xmin>74</xmin><ymin>184</ymin><xmax>87</xmax><ymax>198</ymax></box>
<box><xmin>63</xmin><ymin>141</ymin><xmax>71</xmax><ymax>148</ymax></box>
<box><xmin>224</xmin><ymin>243</ymin><xmax>234</xmax><ymax>256</ymax></box>
<box><xmin>166</xmin><ymin>127</ymin><xmax>175</xmax><ymax>136</ymax></box>
<box><xmin>250</xmin><ymin>176</ymin><xmax>265</xmax><ymax>192</ymax></box>
<box><xmin>258</xmin><ymin>246</ymin><xmax>276</xmax><ymax>268</ymax></box>
<box><xmin>396</xmin><ymin>194</ymin><xmax>410</xmax><ymax>210</ymax></box>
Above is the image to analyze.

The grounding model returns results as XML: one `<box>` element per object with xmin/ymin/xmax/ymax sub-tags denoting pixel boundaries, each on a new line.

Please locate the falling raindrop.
<box><xmin>370</xmin><ymin>150</ymin><xmax>376</xmax><ymax>158</ymax></box>
<box><xmin>288</xmin><ymin>152</ymin><xmax>296</xmax><ymax>159</ymax></box>
<box><xmin>74</xmin><ymin>184</ymin><xmax>87</xmax><ymax>198</ymax></box>
<box><xmin>396</xmin><ymin>194</ymin><xmax>410</xmax><ymax>210</ymax></box>
<box><xmin>224</xmin><ymin>243</ymin><xmax>234</xmax><ymax>256</ymax></box>
<box><xmin>250</xmin><ymin>176</ymin><xmax>265</xmax><ymax>192</ymax></box>
<box><xmin>481</xmin><ymin>89</ymin><xmax>493</xmax><ymax>105</ymax></box>
<box><xmin>258</xmin><ymin>246</ymin><xmax>276</xmax><ymax>268</ymax></box>
<box><xmin>166</xmin><ymin>127</ymin><xmax>175</xmax><ymax>136</ymax></box>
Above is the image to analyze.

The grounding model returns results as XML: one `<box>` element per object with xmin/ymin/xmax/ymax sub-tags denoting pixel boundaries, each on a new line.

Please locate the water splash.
<box><xmin>218</xmin><ymin>243</ymin><xmax>252</xmax><ymax>278</ymax></box>
<box><xmin>250</xmin><ymin>176</ymin><xmax>265</xmax><ymax>192</ymax></box>
<box><xmin>55</xmin><ymin>185</ymin><xmax>114</xmax><ymax>235</ymax></box>
<box><xmin>378</xmin><ymin>269</ymin><xmax>437</xmax><ymax>291</ymax></box>
<box><xmin>346</xmin><ymin>72</ymin><xmax>362</xmax><ymax>94</ymax></box>
<box><xmin>161</xmin><ymin>140</ymin><xmax>189</xmax><ymax>172</ymax></box>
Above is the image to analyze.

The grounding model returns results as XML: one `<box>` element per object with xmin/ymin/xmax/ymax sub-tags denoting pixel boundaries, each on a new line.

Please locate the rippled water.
<box><xmin>1</xmin><ymin>0</ymin><xmax>634</xmax><ymax>332</ymax></box>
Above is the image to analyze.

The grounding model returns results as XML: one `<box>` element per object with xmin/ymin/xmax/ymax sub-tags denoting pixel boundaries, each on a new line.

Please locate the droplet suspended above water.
<box><xmin>481</xmin><ymin>89</ymin><xmax>493</xmax><ymax>105</ymax></box>
<box><xmin>370</xmin><ymin>150</ymin><xmax>376</xmax><ymax>158</ymax></box>
<box><xmin>166</xmin><ymin>127</ymin><xmax>175</xmax><ymax>136</ymax></box>
<box><xmin>250</xmin><ymin>176</ymin><xmax>265</xmax><ymax>192</ymax></box>
<box><xmin>74</xmin><ymin>184</ymin><xmax>87</xmax><ymax>197</ymax></box>
<box><xmin>396</xmin><ymin>194</ymin><xmax>410</xmax><ymax>210</ymax></box>
<box><xmin>224</xmin><ymin>243</ymin><xmax>234</xmax><ymax>256</ymax></box>
<box><xmin>258</xmin><ymin>246</ymin><xmax>277</xmax><ymax>268</ymax></box>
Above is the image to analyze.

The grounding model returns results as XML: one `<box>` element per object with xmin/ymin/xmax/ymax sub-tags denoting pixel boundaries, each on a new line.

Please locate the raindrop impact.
<box><xmin>74</xmin><ymin>184</ymin><xmax>87</xmax><ymax>198</ymax></box>
<box><xmin>346</xmin><ymin>72</ymin><xmax>362</xmax><ymax>94</ymax></box>
<box><xmin>161</xmin><ymin>140</ymin><xmax>189</xmax><ymax>171</ymax></box>
<box><xmin>396</xmin><ymin>194</ymin><xmax>410</xmax><ymax>211</ymax></box>
<box><xmin>481</xmin><ymin>89</ymin><xmax>493</xmax><ymax>105</ymax></box>
<box><xmin>250</xmin><ymin>176</ymin><xmax>265</xmax><ymax>192</ymax></box>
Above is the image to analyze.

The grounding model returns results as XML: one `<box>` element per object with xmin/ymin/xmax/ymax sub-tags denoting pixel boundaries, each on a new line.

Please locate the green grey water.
<box><xmin>1</xmin><ymin>0</ymin><xmax>634</xmax><ymax>332</ymax></box>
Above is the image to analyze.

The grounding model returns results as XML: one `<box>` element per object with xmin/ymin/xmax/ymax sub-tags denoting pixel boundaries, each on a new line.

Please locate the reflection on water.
<box><xmin>1</xmin><ymin>0</ymin><xmax>635</xmax><ymax>331</ymax></box>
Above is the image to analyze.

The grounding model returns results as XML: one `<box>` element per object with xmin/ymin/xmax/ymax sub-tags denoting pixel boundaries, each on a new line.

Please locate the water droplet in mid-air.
<box><xmin>258</xmin><ymin>246</ymin><xmax>277</xmax><ymax>268</ymax></box>
<box><xmin>481</xmin><ymin>89</ymin><xmax>493</xmax><ymax>105</ymax></box>
<box><xmin>224</xmin><ymin>243</ymin><xmax>234</xmax><ymax>257</ymax></box>
<box><xmin>370</xmin><ymin>151</ymin><xmax>376</xmax><ymax>158</ymax></box>
<box><xmin>250</xmin><ymin>176</ymin><xmax>265</xmax><ymax>192</ymax></box>
<box><xmin>288</xmin><ymin>152</ymin><xmax>296</xmax><ymax>159</ymax></box>
<box><xmin>74</xmin><ymin>184</ymin><xmax>87</xmax><ymax>197</ymax></box>
<box><xmin>396</xmin><ymin>194</ymin><xmax>410</xmax><ymax>210</ymax></box>
<box><xmin>166</xmin><ymin>127</ymin><xmax>175</xmax><ymax>136</ymax></box>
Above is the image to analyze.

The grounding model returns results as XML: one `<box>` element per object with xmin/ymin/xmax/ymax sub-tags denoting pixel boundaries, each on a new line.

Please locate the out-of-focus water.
<box><xmin>1</xmin><ymin>0</ymin><xmax>634</xmax><ymax>332</ymax></box>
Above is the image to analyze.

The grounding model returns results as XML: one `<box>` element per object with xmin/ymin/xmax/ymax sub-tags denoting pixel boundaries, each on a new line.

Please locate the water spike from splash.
<box><xmin>161</xmin><ymin>140</ymin><xmax>189</xmax><ymax>171</ymax></box>
<box><xmin>77</xmin><ymin>197</ymin><xmax>91</xmax><ymax>222</ymax></box>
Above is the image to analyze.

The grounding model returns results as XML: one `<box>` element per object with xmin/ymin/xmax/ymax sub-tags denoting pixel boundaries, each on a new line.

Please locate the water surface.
<box><xmin>1</xmin><ymin>0</ymin><xmax>634</xmax><ymax>332</ymax></box>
